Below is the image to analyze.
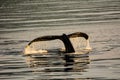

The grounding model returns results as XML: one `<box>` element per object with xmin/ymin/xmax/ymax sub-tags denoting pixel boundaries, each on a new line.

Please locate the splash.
<box><xmin>85</xmin><ymin>39</ymin><xmax>92</xmax><ymax>50</ymax></box>
<box><xmin>24</xmin><ymin>45</ymin><xmax>48</xmax><ymax>54</ymax></box>
<box><xmin>70</xmin><ymin>37</ymin><xmax>92</xmax><ymax>51</ymax></box>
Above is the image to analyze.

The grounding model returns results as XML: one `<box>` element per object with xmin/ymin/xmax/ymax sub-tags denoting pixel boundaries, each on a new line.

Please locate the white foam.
<box><xmin>24</xmin><ymin>45</ymin><xmax>48</xmax><ymax>54</ymax></box>
<box><xmin>85</xmin><ymin>39</ymin><xmax>92</xmax><ymax>50</ymax></box>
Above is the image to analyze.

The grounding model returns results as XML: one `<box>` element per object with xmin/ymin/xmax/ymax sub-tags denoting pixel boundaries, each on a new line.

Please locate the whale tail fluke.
<box><xmin>24</xmin><ymin>32</ymin><xmax>92</xmax><ymax>54</ymax></box>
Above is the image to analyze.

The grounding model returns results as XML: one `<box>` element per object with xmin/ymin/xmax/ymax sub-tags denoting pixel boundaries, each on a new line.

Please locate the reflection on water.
<box><xmin>0</xmin><ymin>0</ymin><xmax>120</xmax><ymax>29</ymax></box>
<box><xmin>25</xmin><ymin>52</ymin><xmax>90</xmax><ymax>79</ymax></box>
<box><xmin>25</xmin><ymin>52</ymin><xmax>90</xmax><ymax>72</ymax></box>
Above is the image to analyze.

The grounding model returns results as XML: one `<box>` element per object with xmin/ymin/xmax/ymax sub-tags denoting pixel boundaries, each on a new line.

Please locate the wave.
<box><xmin>0</xmin><ymin>0</ymin><xmax>120</xmax><ymax>29</ymax></box>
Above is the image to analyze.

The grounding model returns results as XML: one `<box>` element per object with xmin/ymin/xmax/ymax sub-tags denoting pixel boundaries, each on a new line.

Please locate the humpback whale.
<box><xmin>24</xmin><ymin>32</ymin><xmax>91</xmax><ymax>54</ymax></box>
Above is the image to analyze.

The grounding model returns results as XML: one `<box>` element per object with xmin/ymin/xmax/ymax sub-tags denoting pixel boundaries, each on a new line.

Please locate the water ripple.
<box><xmin>0</xmin><ymin>0</ymin><xmax>120</xmax><ymax>29</ymax></box>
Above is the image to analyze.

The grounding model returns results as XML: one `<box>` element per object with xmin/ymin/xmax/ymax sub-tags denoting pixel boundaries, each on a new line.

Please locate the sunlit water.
<box><xmin>0</xmin><ymin>0</ymin><xmax>120</xmax><ymax>80</ymax></box>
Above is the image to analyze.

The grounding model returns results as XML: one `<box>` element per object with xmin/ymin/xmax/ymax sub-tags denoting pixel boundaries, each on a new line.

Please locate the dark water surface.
<box><xmin>0</xmin><ymin>0</ymin><xmax>120</xmax><ymax>80</ymax></box>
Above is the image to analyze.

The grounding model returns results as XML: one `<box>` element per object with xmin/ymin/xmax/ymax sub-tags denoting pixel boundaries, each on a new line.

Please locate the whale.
<box><xmin>24</xmin><ymin>32</ymin><xmax>92</xmax><ymax>54</ymax></box>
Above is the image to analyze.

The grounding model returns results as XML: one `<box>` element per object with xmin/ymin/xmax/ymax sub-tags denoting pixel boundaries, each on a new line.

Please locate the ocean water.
<box><xmin>0</xmin><ymin>0</ymin><xmax>120</xmax><ymax>80</ymax></box>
